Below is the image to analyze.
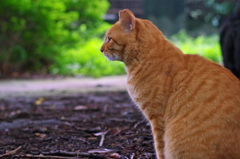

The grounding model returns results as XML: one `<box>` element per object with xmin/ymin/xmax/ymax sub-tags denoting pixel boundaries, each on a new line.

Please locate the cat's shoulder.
<box><xmin>183</xmin><ymin>53</ymin><xmax>222</xmax><ymax>70</ymax></box>
<box><xmin>183</xmin><ymin>53</ymin><xmax>239</xmax><ymax>84</ymax></box>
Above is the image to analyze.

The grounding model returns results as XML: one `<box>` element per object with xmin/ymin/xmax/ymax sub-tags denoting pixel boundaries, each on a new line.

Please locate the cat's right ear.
<box><xmin>119</xmin><ymin>9</ymin><xmax>135</xmax><ymax>31</ymax></box>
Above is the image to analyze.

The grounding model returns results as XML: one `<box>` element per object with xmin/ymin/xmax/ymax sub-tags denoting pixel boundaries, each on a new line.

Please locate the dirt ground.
<box><xmin>0</xmin><ymin>91</ymin><xmax>156</xmax><ymax>159</ymax></box>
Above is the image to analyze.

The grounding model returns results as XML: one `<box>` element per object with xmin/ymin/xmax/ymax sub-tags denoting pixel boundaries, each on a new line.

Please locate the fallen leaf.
<box><xmin>35</xmin><ymin>97</ymin><xmax>45</xmax><ymax>105</ymax></box>
<box><xmin>35</xmin><ymin>133</ymin><xmax>46</xmax><ymax>138</ymax></box>
<box><xmin>109</xmin><ymin>152</ymin><xmax>121</xmax><ymax>158</ymax></box>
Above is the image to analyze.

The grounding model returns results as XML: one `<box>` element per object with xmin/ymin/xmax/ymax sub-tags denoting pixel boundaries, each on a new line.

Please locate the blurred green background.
<box><xmin>0</xmin><ymin>0</ymin><xmax>237</xmax><ymax>78</ymax></box>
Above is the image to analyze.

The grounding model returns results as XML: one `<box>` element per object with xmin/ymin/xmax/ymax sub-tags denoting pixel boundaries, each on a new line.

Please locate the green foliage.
<box><xmin>50</xmin><ymin>38</ymin><xmax>125</xmax><ymax>77</ymax></box>
<box><xmin>0</xmin><ymin>0</ymin><xmax>109</xmax><ymax>75</ymax></box>
<box><xmin>51</xmin><ymin>31</ymin><xmax>221</xmax><ymax>78</ymax></box>
<box><xmin>0</xmin><ymin>0</ymin><xmax>224</xmax><ymax>78</ymax></box>
<box><xmin>170</xmin><ymin>31</ymin><xmax>222</xmax><ymax>63</ymax></box>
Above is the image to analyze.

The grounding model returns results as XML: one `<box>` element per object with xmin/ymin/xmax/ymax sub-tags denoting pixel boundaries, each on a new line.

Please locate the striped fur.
<box><xmin>100</xmin><ymin>9</ymin><xmax>240</xmax><ymax>159</ymax></box>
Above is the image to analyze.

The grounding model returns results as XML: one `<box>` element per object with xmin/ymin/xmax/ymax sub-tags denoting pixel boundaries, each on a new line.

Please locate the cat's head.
<box><xmin>100</xmin><ymin>9</ymin><xmax>164</xmax><ymax>64</ymax></box>
<box><xmin>100</xmin><ymin>9</ymin><xmax>139</xmax><ymax>62</ymax></box>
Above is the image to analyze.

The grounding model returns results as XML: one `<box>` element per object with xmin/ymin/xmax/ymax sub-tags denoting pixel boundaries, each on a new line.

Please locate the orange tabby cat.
<box><xmin>100</xmin><ymin>9</ymin><xmax>240</xmax><ymax>159</ymax></box>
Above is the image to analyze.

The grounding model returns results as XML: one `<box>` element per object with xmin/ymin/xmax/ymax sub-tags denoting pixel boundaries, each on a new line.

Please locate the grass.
<box><xmin>51</xmin><ymin>31</ymin><xmax>222</xmax><ymax>77</ymax></box>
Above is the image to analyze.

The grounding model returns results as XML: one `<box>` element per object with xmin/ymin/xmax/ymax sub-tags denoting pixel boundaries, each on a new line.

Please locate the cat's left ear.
<box><xmin>119</xmin><ymin>9</ymin><xmax>135</xmax><ymax>31</ymax></box>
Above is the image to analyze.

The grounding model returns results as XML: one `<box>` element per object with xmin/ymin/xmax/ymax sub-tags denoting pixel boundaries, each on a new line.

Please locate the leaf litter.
<box><xmin>0</xmin><ymin>91</ymin><xmax>156</xmax><ymax>159</ymax></box>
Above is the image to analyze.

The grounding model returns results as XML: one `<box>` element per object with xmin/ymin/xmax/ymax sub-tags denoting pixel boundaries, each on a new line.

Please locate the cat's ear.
<box><xmin>119</xmin><ymin>9</ymin><xmax>135</xmax><ymax>31</ymax></box>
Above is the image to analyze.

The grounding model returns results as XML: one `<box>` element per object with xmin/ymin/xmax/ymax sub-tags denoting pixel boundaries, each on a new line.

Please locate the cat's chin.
<box><xmin>103</xmin><ymin>52</ymin><xmax>121</xmax><ymax>61</ymax></box>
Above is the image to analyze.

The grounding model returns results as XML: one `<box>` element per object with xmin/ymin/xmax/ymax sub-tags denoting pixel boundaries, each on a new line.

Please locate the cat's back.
<box><xmin>170</xmin><ymin>54</ymin><xmax>240</xmax><ymax>114</ymax></box>
<box><xmin>165</xmin><ymin>54</ymin><xmax>240</xmax><ymax>159</ymax></box>
<box><xmin>175</xmin><ymin>54</ymin><xmax>240</xmax><ymax>121</ymax></box>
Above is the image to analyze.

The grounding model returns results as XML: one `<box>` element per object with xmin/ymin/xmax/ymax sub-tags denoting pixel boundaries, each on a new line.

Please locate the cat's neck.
<box><xmin>125</xmin><ymin>39</ymin><xmax>185</xmax><ymax>108</ymax></box>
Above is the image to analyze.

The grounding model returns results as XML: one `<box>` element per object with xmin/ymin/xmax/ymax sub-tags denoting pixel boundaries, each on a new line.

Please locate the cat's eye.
<box><xmin>107</xmin><ymin>37</ymin><xmax>112</xmax><ymax>43</ymax></box>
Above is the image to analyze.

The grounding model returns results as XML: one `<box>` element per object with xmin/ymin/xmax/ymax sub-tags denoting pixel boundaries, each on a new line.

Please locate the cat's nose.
<box><xmin>100</xmin><ymin>45</ymin><xmax>104</xmax><ymax>52</ymax></box>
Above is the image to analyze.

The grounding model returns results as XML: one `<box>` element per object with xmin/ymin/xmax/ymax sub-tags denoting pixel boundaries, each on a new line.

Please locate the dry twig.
<box><xmin>14</xmin><ymin>154</ymin><xmax>76</xmax><ymax>159</ymax></box>
<box><xmin>0</xmin><ymin>146</ymin><xmax>22</xmax><ymax>158</ymax></box>
<box><xmin>42</xmin><ymin>151</ymin><xmax>107</xmax><ymax>158</ymax></box>
<box><xmin>94</xmin><ymin>131</ymin><xmax>108</xmax><ymax>147</ymax></box>
<box><xmin>131</xmin><ymin>153</ymin><xmax>135</xmax><ymax>159</ymax></box>
<box><xmin>14</xmin><ymin>152</ymin><xmax>107</xmax><ymax>159</ymax></box>
<box><xmin>133</xmin><ymin>120</ymin><xmax>145</xmax><ymax>129</ymax></box>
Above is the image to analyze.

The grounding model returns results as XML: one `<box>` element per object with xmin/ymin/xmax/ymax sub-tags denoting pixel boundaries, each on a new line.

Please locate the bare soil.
<box><xmin>0</xmin><ymin>91</ymin><xmax>156</xmax><ymax>159</ymax></box>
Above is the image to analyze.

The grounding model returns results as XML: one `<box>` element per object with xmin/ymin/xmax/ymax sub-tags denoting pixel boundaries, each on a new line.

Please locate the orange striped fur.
<box><xmin>100</xmin><ymin>9</ymin><xmax>240</xmax><ymax>159</ymax></box>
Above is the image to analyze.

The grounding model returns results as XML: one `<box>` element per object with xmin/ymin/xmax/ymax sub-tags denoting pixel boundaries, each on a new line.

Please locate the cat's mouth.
<box><xmin>103</xmin><ymin>51</ymin><xmax>113</xmax><ymax>61</ymax></box>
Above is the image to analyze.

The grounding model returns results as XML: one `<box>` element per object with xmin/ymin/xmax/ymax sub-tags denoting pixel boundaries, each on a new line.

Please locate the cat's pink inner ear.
<box><xmin>119</xmin><ymin>9</ymin><xmax>135</xmax><ymax>31</ymax></box>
